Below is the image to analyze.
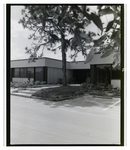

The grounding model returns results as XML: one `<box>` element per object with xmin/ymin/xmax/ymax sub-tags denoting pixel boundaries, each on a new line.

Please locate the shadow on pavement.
<box><xmin>33</xmin><ymin>95</ymin><xmax>120</xmax><ymax>109</ymax></box>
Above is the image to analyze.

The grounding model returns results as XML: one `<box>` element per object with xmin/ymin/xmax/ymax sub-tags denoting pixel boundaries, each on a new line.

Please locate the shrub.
<box><xmin>40</xmin><ymin>81</ymin><xmax>46</xmax><ymax>85</ymax></box>
<box><xmin>19</xmin><ymin>83</ymin><xmax>27</xmax><ymax>88</ymax></box>
<box><xmin>10</xmin><ymin>82</ymin><xmax>15</xmax><ymax>87</ymax></box>
<box><xmin>68</xmin><ymin>78</ymin><xmax>76</xmax><ymax>84</ymax></box>
<box><xmin>35</xmin><ymin>81</ymin><xmax>41</xmax><ymax>85</ymax></box>
<box><xmin>57</xmin><ymin>78</ymin><xmax>62</xmax><ymax>84</ymax></box>
<box><xmin>85</xmin><ymin>77</ymin><xmax>90</xmax><ymax>84</ymax></box>
<box><xmin>13</xmin><ymin>82</ymin><xmax>21</xmax><ymax>88</ymax></box>
<box><xmin>81</xmin><ymin>83</ymin><xmax>93</xmax><ymax>89</ymax></box>
<box><xmin>74</xmin><ymin>90</ymin><xmax>84</xmax><ymax>96</ymax></box>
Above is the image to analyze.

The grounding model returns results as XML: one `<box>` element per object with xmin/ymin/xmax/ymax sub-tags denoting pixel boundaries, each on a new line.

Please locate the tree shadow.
<box><xmin>33</xmin><ymin>95</ymin><xmax>119</xmax><ymax>109</ymax></box>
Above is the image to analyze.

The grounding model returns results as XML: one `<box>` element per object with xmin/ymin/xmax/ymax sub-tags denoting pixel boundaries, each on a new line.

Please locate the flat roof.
<box><xmin>11</xmin><ymin>57</ymin><xmax>62</xmax><ymax>62</ymax></box>
<box><xmin>11</xmin><ymin>54</ymin><xmax>114</xmax><ymax>69</ymax></box>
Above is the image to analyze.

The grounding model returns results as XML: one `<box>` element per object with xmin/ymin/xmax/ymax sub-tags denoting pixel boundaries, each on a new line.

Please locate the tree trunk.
<box><xmin>61</xmin><ymin>37</ymin><xmax>67</xmax><ymax>86</ymax></box>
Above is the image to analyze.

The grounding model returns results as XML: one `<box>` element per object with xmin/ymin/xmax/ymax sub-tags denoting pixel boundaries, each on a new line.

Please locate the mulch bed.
<box><xmin>32</xmin><ymin>86</ymin><xmax>85</xmax><ymax>101</ymax></box>
<box><xmin>32</xmin><ymin>85</ymin><xmax>120</xmax><ymax>101</ymax></box>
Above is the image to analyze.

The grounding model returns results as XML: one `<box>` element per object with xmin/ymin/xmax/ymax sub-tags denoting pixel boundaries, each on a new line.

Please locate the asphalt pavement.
<box><xmin>10</xmin><ymin>95</ymin><xmax>120</xmax><ymax>145</ymax></box>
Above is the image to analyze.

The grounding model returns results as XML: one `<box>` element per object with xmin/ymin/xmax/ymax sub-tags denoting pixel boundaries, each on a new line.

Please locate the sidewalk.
<box><xmin>10</xmin><ymin>85</ymin><xmax>61</xmax><ymax>98</ymax></box>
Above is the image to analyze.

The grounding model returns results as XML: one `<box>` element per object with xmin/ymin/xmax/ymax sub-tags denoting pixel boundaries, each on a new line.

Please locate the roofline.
<box><xmin>11</xmin><ymin>57</ymin><xmax>62</xmax><ymax>62</ymax></box>
<box><xmin>11</xmin><ymin>53</ymin><xmax>104</xmax><ymax>63</ymax></box>
<box><xmin>11</xmin><ymin>52</ymin><xmax>102</xmax><ymax>62</ymax></box>
<box><xmin>11</xmin><ymin>57</ymin><xmax>86</xmax><ymax>63</ymax></box>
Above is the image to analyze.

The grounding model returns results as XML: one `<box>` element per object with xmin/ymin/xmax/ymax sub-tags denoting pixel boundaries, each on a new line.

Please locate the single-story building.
<box><xmin>10</xmin><ymin>53</ymin><xmax>121</xmax><ymax>88</ymax></box>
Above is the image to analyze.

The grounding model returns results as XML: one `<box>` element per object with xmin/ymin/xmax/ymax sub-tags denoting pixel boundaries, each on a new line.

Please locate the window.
<box><xmin>96</xmin><ymin>64</ymin><xmax>111</xmax><ymax>84</ymax></box>
<box><xmin>14</xmin><ymin>68</ymin><xmax>19</xmax><ymax>77</ymax></box>
<box><xmin>90</xmin><ymin>64</ymin><xmax>111</xmax><ymax>84</ymax></box>
<box><xmin>19</xmin><ymin>68</ymin><xmax>26</xmax><ymax>77</ymax></box>
<box><xmin>112</xmin><ymin>68</ymin><xmax>121</xmax><ymax>79</ymax></box>
<box><xmin>35</xmin><ymin>67</ymin><xmax>43</xmax><ymax>81</ymax></box>
<box><xmin>27</xmin><ymin>68</ymin><xmax>34</xmax><ymax>78</ymax></box>
<box><xmin>13</xmin><ymin>67</ymin><xmax>34</xmax><ymax>78</ymax></box>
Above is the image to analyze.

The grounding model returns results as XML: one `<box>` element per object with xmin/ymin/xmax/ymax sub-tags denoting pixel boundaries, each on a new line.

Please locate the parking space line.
<box><xmin>103</xmin><ymin>100</ymin><xmax>120</xmax><ymax>111</ymax></box>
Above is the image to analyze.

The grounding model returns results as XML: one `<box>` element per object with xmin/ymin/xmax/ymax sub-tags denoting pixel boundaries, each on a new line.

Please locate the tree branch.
<box><xmin>51</xmin><ymin>45</ymin><xmax>62</xmax><ymax>51</ymax></box>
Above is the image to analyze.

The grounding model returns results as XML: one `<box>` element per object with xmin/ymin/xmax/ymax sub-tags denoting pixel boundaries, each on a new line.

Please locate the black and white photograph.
<box><xmin>6</xmin><ymin>4</ymin><xmax>124</xmax><ymax>146</ymax></box>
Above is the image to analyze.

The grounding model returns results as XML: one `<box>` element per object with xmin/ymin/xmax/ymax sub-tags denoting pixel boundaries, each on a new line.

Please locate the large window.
<box><xmin>90</xmin><ymin>64</ymin><xmax>111</xmax><ymax>84</ymax></box>
<box><xmin>19</xmin><ymin>68</ymin><xmax>26</xmax><ymax>77</ymax></box>
<box><xmin>14</xmin><ymin>68</ymin><xmax>19</xmax><ymax>77</ymax></box>
<box><xmin>35</xmin><ymin>67</ymin><xmax>43</xmax><ymax>81</ymax></box>
<box><xmin>96</xmin><ymin>64</ymin><xmax>111</xmax><ymax>84</ymax></box>
<box><xmin>13</xmin><ymin>67</ymin><xmax>34</xmax><ymax>78</ymax></box>
<box><xmin>112</xmin><ymin>67</ymin><xmax>121</xmax><ymax>79</ymax></box>
<box><xmin>27</xmin><ymin>68</ymin><xmax>34</xmax><ymax>78</ymax></box>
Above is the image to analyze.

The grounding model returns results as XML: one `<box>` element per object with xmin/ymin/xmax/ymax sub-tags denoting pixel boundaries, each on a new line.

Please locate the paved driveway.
<box><xmin>10</xmin><ymin>95</ymin><xmax>120</xmax><ymax>145</ymax></box>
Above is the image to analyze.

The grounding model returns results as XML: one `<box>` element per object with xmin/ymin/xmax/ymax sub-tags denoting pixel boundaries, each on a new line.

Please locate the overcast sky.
<box><xmin>11</xmin><ymin>5</ymin><xmax>113</xmax><ymax>61</ymax></box>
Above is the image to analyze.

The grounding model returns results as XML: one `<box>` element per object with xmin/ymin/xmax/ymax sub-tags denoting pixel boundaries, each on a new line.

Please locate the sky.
<box><xmin>11</xmin><ymin>5</ymin><xmax>113</xmax><ymax>61</ymax></box>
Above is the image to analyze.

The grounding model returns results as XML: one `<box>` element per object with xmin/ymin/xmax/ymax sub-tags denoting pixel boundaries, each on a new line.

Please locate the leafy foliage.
<box><xmin>19</xmin><ymin>5</ymin><xmax>113</xmax><ymax>61</ymax></box>
<box><xmin>19</xmin><ymin>5</ymin><xmax>102</xmax><ymax>85</ymax></box>
<box><xmin>93</xmin><ymin>34</ymin><xmax>107</xmax><ymax>46</ymax></box>
<box><xmin>97</xmin><ymin>5</ymin><xmax>121</xmax><ymax>68</ymax></box>
<box><xmin>106</xmin><ymin>20</ymin><xmax>114</xmax><ymax>32</ymax></box>
<box><xmin>19</xmin><ymin>5</ymin><xmax>122</xmax><ymax>86</ymax></box>
<box><xmin>100</xmin><ymin>48</ymin><xmax>115</xmax><ymax>58</ymax></box>
<box><xmin>91</xmin><ymin>12</ymin><xmax>103</xmax><ymax>33</ymax></box>
<box><xmin>84</xmin><ymin>48</ymin><xmax>94</xmax><ymax>64</ymax></box>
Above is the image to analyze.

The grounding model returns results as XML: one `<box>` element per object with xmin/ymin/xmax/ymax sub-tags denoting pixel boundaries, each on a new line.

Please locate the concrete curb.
<box><xmin>11</xmin><ymin>93</ymin><xmax>31</xmax><ymax>98</ymax></box>
<box><xmin>10</xmin><ymin>86</ymin><xmax>60</xmax><ymax>98</ymax></box>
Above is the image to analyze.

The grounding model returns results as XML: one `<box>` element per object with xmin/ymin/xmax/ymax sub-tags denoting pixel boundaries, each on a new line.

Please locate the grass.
<box><xmin>32</xmin><ymin>86</ymin><xmax>85</xmax><ymax>101</ymax></box>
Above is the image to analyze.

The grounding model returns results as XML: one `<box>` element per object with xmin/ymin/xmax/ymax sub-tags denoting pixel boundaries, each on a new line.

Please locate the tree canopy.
<box><xmin>96</xmin><ymin>5</ymin><xmax>121</xmax><ymax>69</ymax></box>
<box><xmin>19</xmin><ymin>5</ymin><xmax>95</xmax><ymax>59</ymax></box>
<box><xmin>19</xmin><ymin>5</ymin><xmax>121</xmax><ymax>85</ymax></box>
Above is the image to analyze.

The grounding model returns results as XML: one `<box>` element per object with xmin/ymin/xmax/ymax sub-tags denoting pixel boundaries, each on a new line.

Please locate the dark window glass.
<box><xmin>43</xmin><ymin>67</ymin><xmax>47</xmax><ymax>82</ymax></box>
<box><xmin>12</xmin><ymin>68</ymin><xmax>14</xmax><ymax>77</ymax></box>
<box><xmin>96</xmin><ymin>65</ymin><xmax>111</xmax><ymax>84</ymax></box>
<box><xmin>14</xmin><ymin>68</ymin><xmax>19</xmax><ymax>77</ymax></box>
<box><xmin>73</xmin><ymin>69</ymin><xmax>90</xmax><ymax>83</ymax></box>
<box><xmin>90</xmin><ymin>64</ymin><xmax>111</xmax><ymax>84</ymax></box>
<box><xmin>19</xmin><ymin>68</ymin><xmax>26</xmax><ymax>77</ymax></box>
<box><xmin>112</xmin><ymin>68</ymin><xmax>121</xmax><ymax>79</ymax></box>
<box><xmin>35</xmin><ymin>67</ymin><xmax>43</xmax><ymax>81</ymax></box>
<box><xmin>27</xmin><ymin>68</ymin><xmax>34</xmax><ymax>78</ymax></box>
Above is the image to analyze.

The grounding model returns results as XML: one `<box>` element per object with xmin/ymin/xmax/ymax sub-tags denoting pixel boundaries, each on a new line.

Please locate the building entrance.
<box><xmin>73</xmin><ymin>69</ymin><xmax>90</xmax><ymax>84</ymax></box>
<box><xmin>90</xmin><ymin>64</ymin><xmax>112</xmax><ymax>85</ymax></box>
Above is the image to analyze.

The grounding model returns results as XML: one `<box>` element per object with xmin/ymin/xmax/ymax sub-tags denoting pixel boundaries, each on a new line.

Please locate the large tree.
<box><xmin>19</xmin><ymin>5</ymin><xmax>121</xmax><ymax>85</ymax></box>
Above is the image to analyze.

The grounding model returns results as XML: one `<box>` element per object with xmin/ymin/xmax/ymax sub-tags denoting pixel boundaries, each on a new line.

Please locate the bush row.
<box><xmin>10</xmin><ymin>80</ymin><xmax>46</xmax><ymax>88</ymax></box>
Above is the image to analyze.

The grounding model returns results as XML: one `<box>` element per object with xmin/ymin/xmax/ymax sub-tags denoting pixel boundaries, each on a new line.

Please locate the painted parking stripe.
<box><xmin>103</xmin><ymin>100</ymin><xmax>120</xmax><ymax>111</ymax></box>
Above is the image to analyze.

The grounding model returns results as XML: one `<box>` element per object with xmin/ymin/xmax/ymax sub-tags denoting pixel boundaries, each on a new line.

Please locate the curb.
<box><xmin>11</xmin><ymin>93</ymin><xmax>31</xmax><ymax>98</ymax></box>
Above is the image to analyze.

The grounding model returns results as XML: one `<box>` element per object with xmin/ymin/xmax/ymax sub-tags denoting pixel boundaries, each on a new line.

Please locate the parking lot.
<box><xmin>10</xmin><ymin>95</ymin><xmax>120</xmax><ymax>145</ymax></box>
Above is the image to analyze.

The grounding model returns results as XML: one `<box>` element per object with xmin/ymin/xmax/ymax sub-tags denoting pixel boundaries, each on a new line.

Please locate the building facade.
<box><xmin>10</xmin><ymin>53</ymin><xmax>121</xmax><ymax>88</ymax></box>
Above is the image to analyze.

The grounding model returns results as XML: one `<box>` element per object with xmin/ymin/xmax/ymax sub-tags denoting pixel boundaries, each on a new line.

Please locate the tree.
<box><xmin>19</xmin><ymin>5</ymin><xmax>121</xmax><ymax>86</ymax></box>
<box><xmin>85</xmin><ymin>5</ymin><xmax>121</xmax><ymax>69</ymax></box>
